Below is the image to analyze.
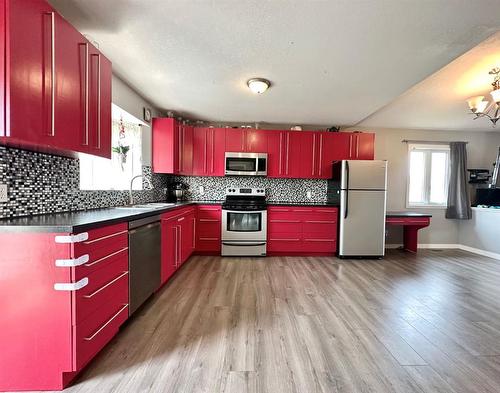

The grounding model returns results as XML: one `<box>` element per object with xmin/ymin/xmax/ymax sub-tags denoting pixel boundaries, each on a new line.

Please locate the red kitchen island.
<box><xmin>386</xmin><ymin>212</ymin><xmax>431</xmax><ymax>253</ymax></box>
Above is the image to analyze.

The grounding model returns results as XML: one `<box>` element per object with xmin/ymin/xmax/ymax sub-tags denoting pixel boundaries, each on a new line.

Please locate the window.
<box><xmin>80</xmin><ymin>105</ymin><xmax>144</xmax><ymax>190</ymax></box>
<box><xmin>407</xmin><ymin>144</ymin><xmax>450</xmax><ymax>207</ymax></box>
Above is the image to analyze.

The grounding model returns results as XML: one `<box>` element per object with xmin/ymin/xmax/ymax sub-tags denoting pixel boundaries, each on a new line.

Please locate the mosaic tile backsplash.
<box><xmin>0</xmin><ymin>146</ymin><xmax>169</xmax><ymax>219</ymax></box>
<box><xmin>171</xmin><ymin>176</ymin><xmax>328</xmax><ymax>203</ymax></box>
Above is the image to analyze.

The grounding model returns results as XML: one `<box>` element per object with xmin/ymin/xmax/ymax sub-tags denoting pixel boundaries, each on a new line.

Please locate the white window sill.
<box><xmin>406</xmin><ymin>205</ymin><xmax>447</xmax><ymax>210</ymax></box>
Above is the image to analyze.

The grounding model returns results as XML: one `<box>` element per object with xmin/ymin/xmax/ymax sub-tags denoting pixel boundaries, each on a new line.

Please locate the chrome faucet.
<box><xmin>129</xmin><ymin>175</ymin><xmax>153</xmax><ymax>205</ymax></box>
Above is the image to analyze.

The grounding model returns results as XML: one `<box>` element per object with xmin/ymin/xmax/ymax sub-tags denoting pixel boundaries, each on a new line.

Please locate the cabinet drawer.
<box><xmin>268</xmin><ymin>238</ymin><xmax>303</xmax><ymax>253</ymax></box>
<box><xmin>268</xmin><ymin>211</ymin><xmax>301</xmax><ymax>222</ymax></box>
<box><xmin>302</xmin><ymin>239</ymin><xmax>337</xmax><ymax>253</ymax></box>
<box><xmin>268</xmin><ymin>219</ymin><xmax>302</xmax><ymax>234</ymax></box>
<box><xmin>73</xmin><ymin>224</ymin><xmax>128</xmax><ymax>262</ymax></box>
<box><xmin>73</xmin><ymin>301</ymin><xmax>128</xmax><ymax>371</ymax></box>
<box><xmin>196</xmin><ymin>238</ymin><xmax>221</xmax><ymax>252</ymax></box>
<box><xmin>197</xmin><ymin>220</ymin><xmax>221</xmax><ymax>237</ymax></box>
<box><xmin>74</xmin><ymin>255</ymin><xmax>129</xmax><ymax>324</ymax></box>
<box><xmin>74</xmin><ymin>246</ymin><xmax>128</xmax><ymax>281</ymax></box>
<box><xmin>302</xmin><ymin>221</ymin><xmax>337</xmax><ymax>235</ymax></box>
<box><xmin>197</xmin><ymin>205</ymin><xmax>221</xmax><ymax>220</ymax></box>
<box><xmin>299</xmin><ymin>209</ymin><xmax>338</xmax><ymax>221</ymax></box>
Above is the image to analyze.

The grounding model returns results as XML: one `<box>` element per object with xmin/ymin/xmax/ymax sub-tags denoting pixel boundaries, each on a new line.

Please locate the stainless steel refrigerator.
<box><xmin>332</xmin><ymin>160</ymin><xmax>387</xmax><ymax>258</ymax></box>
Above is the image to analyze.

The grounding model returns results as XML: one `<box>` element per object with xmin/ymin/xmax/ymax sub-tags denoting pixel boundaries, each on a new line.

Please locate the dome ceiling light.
<box><xmin>466</xmin><ymin>67</ymin><xmax>500</xmax><ymax>126</ymax></box>
<box><xmin>247</xmin><ymin>78</ymin><xmax>271</xmax><ymax>94</ymax></box>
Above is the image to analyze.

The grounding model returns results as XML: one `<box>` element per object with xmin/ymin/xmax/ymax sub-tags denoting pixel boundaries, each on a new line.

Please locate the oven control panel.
<box><xmin>225</xmin><ymin>188</ymin><xmax>266</xmax><ymax>196</ymax></box>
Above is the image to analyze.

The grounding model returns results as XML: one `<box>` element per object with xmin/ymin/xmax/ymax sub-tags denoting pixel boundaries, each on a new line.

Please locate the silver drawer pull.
<box><xmin>304</xmin><ymin>239</ymin><xmax>336</xmax><ymax>242</ymax></box>
<box><xmin>54</xmin><ymin>277</ymin><xmax>88</xmax><ymax>291</ymax></box>
<box><xmin>84</xmin><ymin>304</ymin><xmax>128</xmax><ymax>341</ymax></box>
<box><xmin>200</xmin><ymin>237</ymin><xmax>218</xmax><ymax>241</ymax></box>
<box><xmin>83</xmin><ymin>271</ymin><xmax>128</xmax><ymax>299</ymax></box>
<box><xmin>270</xmin><ymin>220</ymin><xmax>301</xmax><ymax>223</ymax></box>
<box><xmin>55</xmin><ymin>254</ymin><xmax>89</xmax><ymax>267</ymax></box>
<box><xmin>55</xmin><ymin>232</ymin><xmax>89</xmax><ymax>244</ymax></box>
<box><xmin>304</xmin><ymin>220</ymin><xmax>337</xmax><ymax>224</ymax></box>
<box><xmin>84</xmin><ymin>247</ymin><xmax>128</xmax><ymax>267</ymax></box>
<box><xmin>83</xmin><ymin>230</ymin><xmax>128</xmax><ymax>245</ymax></box>
<box><xmin>178</xmin><ymin>217</ymin><xmax>185</xmax><ymax>222</ymax></box>
<box><xmin>199</xmin><ymin>218</ymin><xmax>219</xmax><ymax>222</ymax></box>
<box><xmin>270</xmin><ymin>238</ymin><xmax>300</xmax><ymax>241</ymax></box>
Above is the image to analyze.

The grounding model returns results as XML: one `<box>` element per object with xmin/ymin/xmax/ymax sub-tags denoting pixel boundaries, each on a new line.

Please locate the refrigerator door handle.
<box><xmin>344</xmin><ymin>161</ymin><xmax>349</xmax><ymax>219</ymax></box>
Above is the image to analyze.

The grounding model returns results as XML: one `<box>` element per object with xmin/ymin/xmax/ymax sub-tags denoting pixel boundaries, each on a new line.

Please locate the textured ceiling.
<box><xmin>358</xmin><ymin>31</ymin><xmax>500</xmax><ymax>131</ymax></box>
<box><xmin>49</xmin><ymin>0</ymin><xmax>500</xmax><ymax>129</ymax></box>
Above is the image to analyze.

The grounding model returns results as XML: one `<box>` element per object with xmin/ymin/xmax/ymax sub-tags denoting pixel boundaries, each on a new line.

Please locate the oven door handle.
<box><xmin>222</xmin><ymin>242</ymin><xmax>267</xmax><ymax>247</ymax></box>
<box><xmin>222</xmin><ymin>209</ymin><xmax>267</xmax><ymax>213</ymax></box>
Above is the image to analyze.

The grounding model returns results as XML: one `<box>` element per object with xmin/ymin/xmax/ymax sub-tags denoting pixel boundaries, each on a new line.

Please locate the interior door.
<box><xmin>339</xmin><ymin>190</ymin><xmax>386</xmax><ymax>256</ymax></box>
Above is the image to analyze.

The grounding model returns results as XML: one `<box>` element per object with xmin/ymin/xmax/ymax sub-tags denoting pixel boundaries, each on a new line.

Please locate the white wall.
<box><xmin>347</xmin><ymin>127</ymin><xmax>500</xmax><ymax>245</ymax></box>
<box><xmin>112</xmin><ymin>75</ymin><xmax>162</xmax><ymax>166</ymax></box>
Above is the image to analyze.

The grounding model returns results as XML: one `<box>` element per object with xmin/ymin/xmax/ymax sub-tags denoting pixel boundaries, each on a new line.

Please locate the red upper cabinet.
<box><xmin>192</xmin><ymin>127</ymin><xmax>225</xmax><ymax>176</ymax></box>
<box><xmin>153</xmin><ymin>118</ymin><xmax>178</xmax><ymax>174</ymax></box>
<box><xmin>299</xmin><ymin>132</ymin><xmax>318</xmax><ymax>178</ymax></box>
<box><xmin>225</xmin><ymin>128</ymin><xmax>267</xmax><ymax>153</ymax></box>
<box><xmin>268</xmin><ymin>130</ymin><xmax>301</xmax><ymax>178</ymax></box>
<box><xmin>0</xmin><ymin>0</ymin><xmax>112</xmax><ymax>158</ymax></box>
<box><xmin>355</xmin><ymin>132</ymin><xmax>375</xmax><ymax>160</ymax></box>
<box><xmin>179</xmin><ymin>124</ymin><xmax>193</xmax><ymax>175</ymax></box>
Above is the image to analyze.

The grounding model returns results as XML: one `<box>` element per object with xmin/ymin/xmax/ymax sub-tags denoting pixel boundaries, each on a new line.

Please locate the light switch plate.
<box><xmin>0</xmin><ymin>184</ymin><xmax>8</xmax><ymax>203</ymax></box>
<box><xmin>199</xmin><ymin>186</ymin><xmax>205</xmax><ymax>195</ymax></box>
<box><xmin>306</xmin><ymin>190</ymin><xmax>312</xmax><ymax>199</ymax></box>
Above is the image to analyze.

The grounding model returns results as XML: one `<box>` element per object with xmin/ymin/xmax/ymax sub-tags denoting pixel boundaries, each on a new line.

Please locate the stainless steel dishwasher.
<box><xmin>128</xmin><ymin>215</ymin><xmax>161</xmax><ymax>315</ymax></box>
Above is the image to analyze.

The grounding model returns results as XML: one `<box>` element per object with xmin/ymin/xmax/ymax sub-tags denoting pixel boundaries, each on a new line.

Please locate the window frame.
<box><xmin>406</xmin><ymin>143</ymin><xmax>450</xmax><ymax>209</ymax></box>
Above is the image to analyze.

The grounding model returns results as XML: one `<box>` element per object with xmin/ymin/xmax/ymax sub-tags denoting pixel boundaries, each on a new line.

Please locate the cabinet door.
<box><xmin>210</xmin><ymin>128</ymin><xmax>226</xmax><ymax>176</ymax></box>
<box><xmin>267</xmin><ymin>130</ymin><xmax>284</xmax><ymax>177</ymax></box>
<box><xmin>53</xmin><ymin>14</ymin><xmax>85</xmax><ymax>152</ymax></box>
<box><xmin>356</xmin><ymin>133</ymin><xmax>375</xmax><ymax>160</ymax></box>
<box><xmin>192</xmin><ymin>127</ymin><xmax>208</xmax><ymax>176</ymax></box>
<box><xmin>246</xmin><ymin>129</ymin><xmax>267</xmax><ymax>152</ymax></box>
<box><xmin>284</xmin><ymin>131</ymin><xmax>302</xmax><ymax>178</ymax></box>
<box><xmin>299</xmin><ymin>132</ymin><xmax>319</xmax><ymax>178</ymax></box>
<box><xmin>7</xmin><ymin>0</ymin><xmax>55</xmax><ymax>144</ymax></box>
<box><xmin>152</xmin><ymin>118</ymin><xmax>179</xmax><ymax>174</ymax></box>
<box><xmin>179</xmin><ymin>125</ymin><xmax>193</xmax><ymax>175</ymax></box>
<box><xmin>160</xmin><ymin>220</ymin><xmax>176</xmax><ymax>284</ymax></box>
<box><xmin>225</xmin><ymin>129</ymin><xmax>245</xmax><ymax>152</ymax></box>
<box><xmin>317</xmin><ymin>133</ymin><xmax>338</xmax><ymax>179</ymax></box>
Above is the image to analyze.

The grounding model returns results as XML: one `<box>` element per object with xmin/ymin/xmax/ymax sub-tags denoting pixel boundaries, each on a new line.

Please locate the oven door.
<box><xmin>225</xmin><ymin>153</ymin><xmax>267</xmax><ymax>176</ymax></box>
<box><xmin>222</xmin><ymin>209</ymin><xmax>267</xmax><ymax>241</ymax></box>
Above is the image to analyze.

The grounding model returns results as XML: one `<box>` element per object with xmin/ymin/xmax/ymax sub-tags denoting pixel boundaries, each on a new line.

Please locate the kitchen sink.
<box><xmin>115</xmin><ymin>203</ymin><xmax>176</xmax><ymax>210</ymax></box>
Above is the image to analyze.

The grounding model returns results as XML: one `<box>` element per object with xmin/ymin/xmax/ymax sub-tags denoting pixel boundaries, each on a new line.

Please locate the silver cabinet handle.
<box><xmin>270</xmin><ymin>220</ymin><xmax>300</xmax><ymax>223</ymax></box>
<box><xmin>211</xmin><ymin>129</ymin><xmax>215</xmax><ymax>174</ymax></box>
<box><xmin>178</xmin><ymin>217</ymin><xmax>185</xmax><ymax>222</ymax></box>
<box><xmin>356</xmin><ymin>134</ymin><xmax>359</xmax><ymax>158</ymax></box>
<box><xmin>199</xmin><ymin>218</ymin><xmax>219</xmax><ymax>222</ymax></box>
<box><xmin>84</xmin><ymin>247</ymin><xmax>128</xmax><ymax>267</ymax></box>
<box><xmin>49</xmin><ymin>12</ymin><xmax>55</xmax><ymax>136</ymax></box>
<box><xmin>304</xmin><ymin>220</ymin><xmax>337</xmax><ymax>224</ymax></box>
<box><xmin>318</xmin><ymin>134</ymin><xmax>323</xmax><ymax>176</ymax></box>
<box><xmin>54</xmin><ymin>277</ymin><xmax>88</xmax><ymax>291</ymax></box>
<box><xmin>83</xmin><ymin>230</ymin><xmax>127</xmax><ymax>245</ymax></box>
<box><xmin>286</xmin><ymin>133</ymin><xmax>290</xmax><ymax>175</ymax></box>
<box><xmin>97</xmin><ymin>53</ymin><xmax>101</xmax><ymax>149</ymax></box>
<box><xmin>192</xmin><ymin>218</ymin><xmax>196</xmax><ymax>248</ymax></box>
<box><xmin>203</xmin><ymin>129</ymin><xmax>207</xmax><ymax>174</ymax></box>
<box><xmin>312</xmin><ymin>133</ymin><xmax>316</xmax><ymax>175</ymax></box>
<box><xmin>83</xmin><ymin>271</ymin><xmax>128</xmax><ymax>299</ymax></box>
<box><xmin>303</xmin><ymin>239</ymin><xmax>336</xmax><ymax>242</ymax></box>
<box><xmin>270</xmin><ymin>238</ymin><xmax>300</xmax><ymax>242</ymax></box>
<box><xmin>279</xmin><ymin>132</ymin><xmax>283</xmax><ymax>175</ymax></box>
<box><xmin>174</xmin><ymin>226</ymin><xmax>179</xmax><ymax>268</ymax></box>
<box><xmin>84</xmin><ymin>304</ymin><xmax>128</xmax><ymax>341</ymax></box>
<box><xmin>55</xmin><ymin>254</ymin><xmax>89</xmax><ymax>267</ymax></box>
<box><xmin>79</xmin><ymin>42</ymin><xmax>89</xmax><ymax>145</ymax></box>
<box><xmin>55</xmin><ymin>232</ymin><xmax>89</xmax><ymax>244</ymax></box>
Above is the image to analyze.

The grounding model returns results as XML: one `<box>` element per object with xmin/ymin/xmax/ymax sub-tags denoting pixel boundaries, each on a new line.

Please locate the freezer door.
<box><xmin>341</xmin><ymin>160</ymin><xmax>387</xmax><ymax>190</ymax></box>
<box><xmin>339</xmin><ymin>190</ymin><xmax>386</xmax><ymax>257</ymax></box>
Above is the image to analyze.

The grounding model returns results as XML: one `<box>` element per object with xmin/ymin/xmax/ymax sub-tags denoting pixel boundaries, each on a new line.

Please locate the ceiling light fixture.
<box><xmin>466</xmin><ymin>67</ymin><xmax>500</xmax><ymax>126</ymax></box>
<box><xmin>247</xmin><ymin>78</ymin><xmax>271</xmax><ymax>94</ymax></box>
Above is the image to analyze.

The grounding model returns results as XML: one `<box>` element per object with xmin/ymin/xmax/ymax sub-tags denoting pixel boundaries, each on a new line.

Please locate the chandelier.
<box><xmin>466</xmin><ymin>68</ymin><xmax>500</xmax><ymax>126</ymax></box>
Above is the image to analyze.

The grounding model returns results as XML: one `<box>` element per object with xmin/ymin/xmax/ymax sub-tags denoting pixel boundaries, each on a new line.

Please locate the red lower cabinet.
<box><xmin>0</xmin><ymin>223</ymin><xmax>129</xmax><ymax>391</ymax></box>
<box><xmin>267</xmin><ymin>206</ymin><xmax>338</xmax><ymax>255</ymax></box>
<box><xmin>195</xmin><ymin>205</ymin><xmax>221</xmax><ymax>253</ymax></box>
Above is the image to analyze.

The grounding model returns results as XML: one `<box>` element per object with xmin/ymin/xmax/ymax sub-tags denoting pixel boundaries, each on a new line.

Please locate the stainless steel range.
<box><xmin>221</xmin><ymin>188</ymin><xmax>267</xmax><ymax>256</ymax></box>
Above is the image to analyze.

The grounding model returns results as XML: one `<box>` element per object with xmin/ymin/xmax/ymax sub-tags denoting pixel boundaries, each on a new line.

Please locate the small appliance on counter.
<box><xmin>221</xmin><ymin>188</ymin><xmax>267</xmax><ymax>256</ymax></box>
<box><xmin>171</xmin><ymin>182</ymin><xmax>188</xmax><ymax>201</ymax></box>
<box><xmin>468</xmin><ymin>169</ymin><xmax>490</xmax><ymax>184</ymax></box>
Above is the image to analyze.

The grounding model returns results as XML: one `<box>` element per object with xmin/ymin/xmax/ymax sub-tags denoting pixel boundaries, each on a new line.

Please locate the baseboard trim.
<box><xmin>385</xmin><ymin>243</ymin><xmax>500</xmax><ymax>260</ymax></box>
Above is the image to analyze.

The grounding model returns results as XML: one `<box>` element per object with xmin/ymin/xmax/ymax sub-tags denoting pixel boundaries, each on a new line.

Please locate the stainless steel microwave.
<box><xmin>225</xmin><ymin>152</ymin><xmax>267</xmax><ymax>176</ymax></box>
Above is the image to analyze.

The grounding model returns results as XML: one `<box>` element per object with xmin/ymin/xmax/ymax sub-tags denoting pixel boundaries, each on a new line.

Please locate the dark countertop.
<box><xmin>386</xmin><ymin>211</ymin><xmax>432</xmax><ymax>218</ymax></box>
<box><xmin>0</xmin><ymin>201</ymin><xmax>430</xmax><ymax>234</ymax></box>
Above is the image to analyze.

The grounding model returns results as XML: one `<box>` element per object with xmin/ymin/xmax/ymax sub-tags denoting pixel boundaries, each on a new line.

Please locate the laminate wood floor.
<box><xmin>54</xmin><ymin>250</ymin><xmax>500</xmax><ymax>392</ymax></box>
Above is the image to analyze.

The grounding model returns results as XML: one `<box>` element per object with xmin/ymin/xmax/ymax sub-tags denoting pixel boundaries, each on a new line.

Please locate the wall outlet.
<box><xmin>306</xmin><ymin>190</ymin><xmax>312</xmax><ymax>199</ymax></box>
<box><xmin>199</xmin><ymin>185</ymin><xmax>205</xmax><ymax>195</ymax></box>
<box><xmin>0</xmin><ymin>184</ymin><xmax>8</xmax><ymax>203</ymax></box>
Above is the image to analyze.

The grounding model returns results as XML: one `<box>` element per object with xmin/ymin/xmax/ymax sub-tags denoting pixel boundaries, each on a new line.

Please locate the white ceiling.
<box><xmin>49</xmin><ymin>0</ymin><xmax>500</xmax><ymax>129</ymax></box>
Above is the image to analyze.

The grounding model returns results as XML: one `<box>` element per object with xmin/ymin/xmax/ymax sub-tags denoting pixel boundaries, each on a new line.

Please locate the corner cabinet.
<box><xmin>0</xmin><ymin>0</ymin><xmax>112</xmax><ymax>158</ymax></box>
